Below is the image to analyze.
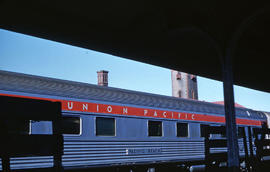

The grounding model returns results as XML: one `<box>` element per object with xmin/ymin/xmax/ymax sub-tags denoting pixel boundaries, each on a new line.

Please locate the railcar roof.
<box><xmin>0</xmin><ymin>70</ymin><xmax>265</xmax><ymax>120</ymax></box>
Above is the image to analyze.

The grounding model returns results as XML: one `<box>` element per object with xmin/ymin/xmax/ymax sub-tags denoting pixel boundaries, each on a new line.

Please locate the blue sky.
<box><xmin>0</xmin><ymin>28</ymin><xmax>269</xmax><ymax>112</ymax></box>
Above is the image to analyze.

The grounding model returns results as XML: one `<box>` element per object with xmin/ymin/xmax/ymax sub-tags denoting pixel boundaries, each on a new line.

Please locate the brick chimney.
<box><xmin>97</xmin><ymin>70</ymin><xmax>109</xmax><ymax>86</ymax></box>
<box><xmin>171</xmin><ymin>70</ymin><xmax>198</xmax><ymax>100</ymax></box>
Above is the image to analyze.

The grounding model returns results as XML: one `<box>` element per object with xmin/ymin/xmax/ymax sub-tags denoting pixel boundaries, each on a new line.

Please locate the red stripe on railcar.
<box><xmin>0</xmin><ymin>93</ymin><xmax>263</xmax><ymax>126</ymax></box>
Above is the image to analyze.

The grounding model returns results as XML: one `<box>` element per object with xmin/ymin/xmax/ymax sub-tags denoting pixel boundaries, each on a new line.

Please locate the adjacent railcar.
<box><xmin>0</xmin><ymin>70</ymin><xmax>266</xmax><ymax>170</ymax></box>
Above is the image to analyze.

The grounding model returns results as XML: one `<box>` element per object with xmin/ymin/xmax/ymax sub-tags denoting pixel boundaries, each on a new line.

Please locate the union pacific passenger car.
<box><xmin>0</xmin><ymin>70</ymin><xmax>267</xmax><ymax>171</ymax></box>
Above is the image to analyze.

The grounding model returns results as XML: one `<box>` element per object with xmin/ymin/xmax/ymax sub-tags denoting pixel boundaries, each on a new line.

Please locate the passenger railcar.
<box><xmin>0</xmin><ymin>70</ymin><xmax>267</xmax><ymax>170</ymax></box>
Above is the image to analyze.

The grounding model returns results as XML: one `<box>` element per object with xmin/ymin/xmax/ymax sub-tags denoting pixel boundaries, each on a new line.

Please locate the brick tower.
<box><xmin>97</xmin><ymin>70</ymin><xmax>109</xmax><ymax>86</ymax></box>
<box><xmin>171</xmin><ymin>70</ymin><xmax>198</xmax><ymax>100</ymax></box>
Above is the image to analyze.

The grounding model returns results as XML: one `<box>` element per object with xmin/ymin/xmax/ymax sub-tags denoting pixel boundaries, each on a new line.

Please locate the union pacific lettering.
<box><xmin>0</xmin><ymin>93</ymin><xmax>262</xmax><ymax>126</ymax></box>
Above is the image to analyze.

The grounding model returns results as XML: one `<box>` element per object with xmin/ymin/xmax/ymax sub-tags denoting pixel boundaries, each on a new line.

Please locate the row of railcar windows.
<box><xmin>68</xmin><ymin>116</ymin><xmax>190</xmax><ymax>137</ymax></box>
<box><xmin>7</xmin><ymin>116</ymin><xmax>246</xmax><ymax>138</ymax></box>
<box><xmin>65</xmin><ymin>117</ymin><xmax>244</xmax><ymax>138</ymax></box>
<box><xmin>147</xmin><ymin>121</ymin><xmax>189</xmax><ymax>137</ymax></box>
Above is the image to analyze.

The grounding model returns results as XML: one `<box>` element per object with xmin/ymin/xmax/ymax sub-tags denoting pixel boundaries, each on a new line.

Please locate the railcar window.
<box><xmin>251</xmin><ymin>127</ymin><xmax>261</xmax><ymax>139</ymax></box>
<box><xmin>177</xmin><ymin>122</ymin><xmax>188</xmax><ymax>137</ymax></box>
<box><xmin>238</xmin><ymin>127</ymin><xmax>244</xmax><ymax>138</ymax></box>
<box><xmin>31</xmin><ymin>121</ymin><xmax>53</xmax><ymax>135</ymax></box>
<box><xmin>221</xmin><ymin>126</ymin><xmax>226</xmax><ymax>138</ymax></box>
<box><xmin>148</xmin><ymin>120</ymin><xmax>162</xmax><ymax>137</ymax></box>
<box><xmin>61</xmin><ymin>116</ymin><xmax>81</xmax><ymax>135</ymax></box>
<box><xmin>200</xmin><ymin>124</ymin><xmax>209</xmax><ymax>137</ymax></box>
<box><xmin>96</xmin><ymin>117</ymin><xmax>115</xmax><ymax>136</ymax></box>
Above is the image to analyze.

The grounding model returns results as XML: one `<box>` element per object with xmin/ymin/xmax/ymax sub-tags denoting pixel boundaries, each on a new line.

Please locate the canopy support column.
<box><xmin>222</xmin><ymin>47</ymin><xmax>240</xmax><ymax>171</ymax></box>
<box><xmin>220</xmin><ymin>8</ymin><xmax>267</xmax><ymax>171</ymax></box>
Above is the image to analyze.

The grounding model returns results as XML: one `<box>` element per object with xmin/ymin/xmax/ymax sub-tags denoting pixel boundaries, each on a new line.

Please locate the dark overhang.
<box><xmin>0</xmin><ymin>0</ymin><xmax>269</xmax><ymax>92</ymax></box>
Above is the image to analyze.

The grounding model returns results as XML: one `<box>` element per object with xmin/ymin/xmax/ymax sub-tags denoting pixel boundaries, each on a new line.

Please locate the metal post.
<box><xmin>248</xmin><ymin>127</ymin><xmax>255</xmax><ymax>167</ymax></box>
<box><xmin>204</xmin><ymin>126</ymin><xmax>210</xmax><ymax>170</ymax></box>
<box><xmin>222</xmin><ymin>49</ymin><xmax>240</xmax><ymax>171</ymax></box>
<box><xmin>2</xmin><ymin>156</ymin><xmax>10</xmax><ymax>172</ymax></box>
<box><xmin>242</xmin><ymin>127</ymin><xmax>251</xmax><ymax>171</ymax></box>
<box><xmin>52</xmin><ymin>102</ymin><xmax>63</xmax><ymax>172</ymax></box>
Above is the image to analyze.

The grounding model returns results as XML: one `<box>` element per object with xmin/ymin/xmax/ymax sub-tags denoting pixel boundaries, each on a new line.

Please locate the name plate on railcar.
<box><xmin>126</xmin><ymin>148</ymin><xmax>162</xmax><ymax>155</ymax></box>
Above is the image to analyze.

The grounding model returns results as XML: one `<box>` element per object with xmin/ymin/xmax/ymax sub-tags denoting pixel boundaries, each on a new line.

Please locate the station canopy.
<box><xmin>0</xmin><ymin>1</ymin><xmax>269</xmax><ymax>93</ymax></box>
